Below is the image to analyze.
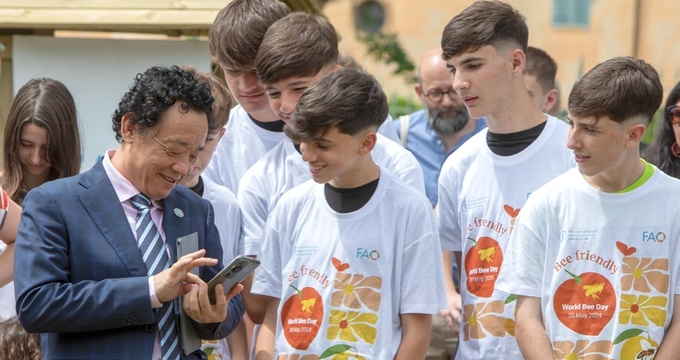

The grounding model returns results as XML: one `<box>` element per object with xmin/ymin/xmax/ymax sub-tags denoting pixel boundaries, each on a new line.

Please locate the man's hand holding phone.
<box><xmin>182</xmin><ymin>276</ymin><xmax>243</xmax><ymax>324</ymax></box>
<box><xmin>181</xmin><ymin>255</ymin><xmax>259</xmax><ymax>324</ymax></box>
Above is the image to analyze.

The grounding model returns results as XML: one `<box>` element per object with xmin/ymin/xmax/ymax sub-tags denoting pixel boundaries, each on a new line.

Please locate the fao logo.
<box><xmin>461</xmin><ymin>201</ymin><xmax>468</xmax><ymax>212</ymax></box>
<box><xmin>643</xmin><ymin>231</ymin><xmax>666</xmax><ymax>243</ymax></box>
<box><xmin>559</xmin><ymin>231</ymin><xmax>567</xmax><ymax>242</ymax></box>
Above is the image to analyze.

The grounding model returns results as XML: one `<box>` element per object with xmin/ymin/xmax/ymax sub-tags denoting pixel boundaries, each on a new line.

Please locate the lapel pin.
<box><xmin>174</xmin><ymin>208</ymin><xmax>184</xmax><ymax>218</ymax></box>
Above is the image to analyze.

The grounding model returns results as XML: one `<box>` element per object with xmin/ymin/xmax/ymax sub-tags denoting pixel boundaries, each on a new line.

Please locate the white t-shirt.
<box><xmin>198</xmin><ymin>176</ymin><xmax>243</xmax><ymax>360</ymax></box>
<box><xmin>238</xmin><ymin>134</ymin><xmax>425</xmax><ymax>257</ymax></box>
<box><xmin>0</xmin><ymin>243</ymin><xmax>14</xmax><ymax>321</ymax></box>
<box><xmin>437</xmin><ymin>116</ymin><xmax>574</xmax><ymax>359</ymax></box>
<box><xmin>204</xmin><ymin>105</ymin><xmax>288</xmax><ymax>193</ymax></box>
<box><xmin>203</xmin><ymin>176</ymin><xmax>243</xmax><ymax>262</ymax></box>
<box><xmin>496</xmin><ymin>167</ymin><xmax>680</xmax><ymax>359</ymax></box>
<box><xmin>204</xmin><ymin>105</ymin><xmax>400</xmax><ymax>194</ymax></box>
<box><xmin>251</xmin><ymin>169</ymin><xmax>446</xmax><ymax>358</ymax></box>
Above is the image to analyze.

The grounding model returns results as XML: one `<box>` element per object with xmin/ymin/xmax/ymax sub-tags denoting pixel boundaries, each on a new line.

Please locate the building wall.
<box><xmin>325</xmin><ymin>0</ymin><xmax>680</xmax><ymax>112</ymax></box>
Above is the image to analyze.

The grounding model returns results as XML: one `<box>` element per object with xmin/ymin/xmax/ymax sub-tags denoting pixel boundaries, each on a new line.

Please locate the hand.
<box><xmin>183</xmin><ymin>278</ymin><xmax>244</xmax><ymax>324</ymax></box>
<box><xmin>439</xmin><ymin>290</ymin><xmax>461</xmax><ymax>334</ymax></box>
<box><xmin>154</xmin><ymin>249</ymin><xmax>218</xmax><ymax>303</ymax></box>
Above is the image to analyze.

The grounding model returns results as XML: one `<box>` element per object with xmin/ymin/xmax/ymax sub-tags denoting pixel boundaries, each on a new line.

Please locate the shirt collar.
<box><xmin>102</xmin><ymin>149</ymin><xmax>163</xmax><ymax>208</ymax></box>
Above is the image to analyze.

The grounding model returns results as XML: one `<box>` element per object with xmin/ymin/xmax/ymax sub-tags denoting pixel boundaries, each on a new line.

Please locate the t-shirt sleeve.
<box><xmin>237</xmin><ymin>171</ymin><xmax>269</xmax><ymax>257</ymax></box>
<box><xmin>394</xmin><ymin>165</ymin><xmax>426</xmax><ymax>195</ymax></box>
<box><xmin>251</xmin><ymin>214</ymin><xmax>283</xmax><ymax>299</ymax></box>
<box><xmin>437</xmin><ymin>163</ymin><xmax>462</xmax><ymax>252</ymax></box>
<box><xmin>400</xmin><ymin>230</ymin><xmax>448</xmax><ymax>314</ymax></box>
<box><xmin>495</xmin><ymin>199</ymin><xmax>546</xmax><ymax>298</ymax></box>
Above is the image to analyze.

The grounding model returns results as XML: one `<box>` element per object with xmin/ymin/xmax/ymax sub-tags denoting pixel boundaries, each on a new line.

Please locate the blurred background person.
<box><xmin>0</xmin><ymin>78</ymin><xmax>82</xmax><ymax>321</ymax></box>
<box><xmin>523</xmin><ymin>46</ymin><xmax>559</xmax><ymax>115</ymax></box>
<box><xmin>643</xmin><ymin>81</ymin><xmax>680</xmax><ymax>179</ymax></box>
<box><xmin>396</xmin><ymin>47</ymin><xmax>486</xmax><ymax>208</ymax></box>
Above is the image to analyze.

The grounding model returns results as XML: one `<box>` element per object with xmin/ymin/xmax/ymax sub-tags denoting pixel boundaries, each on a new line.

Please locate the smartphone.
<box><xmin>207</xmin><ymin>255</ymin><xmax>260</xmax><ymax>304</ymax></box>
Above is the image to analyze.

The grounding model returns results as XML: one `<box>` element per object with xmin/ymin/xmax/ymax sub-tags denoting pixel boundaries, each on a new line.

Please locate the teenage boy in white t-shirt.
<box><xmin>496</xmin><ymin>57</ymin><xmax>680</xmax><ymax>359</ymax></box>
<box><xmin>437</xmin><ymin>2</ymin><xmax>574</xmax><ymax>359</ymax></box>
<box><xmin>238</xmin><ymin>12</ymin><xmax>425</xmax><ymax>323</ymax></box>
<box><xmin>204</xmin><ymin>1</ymin><xmax>399</xmax><ymax>193</ymax></box>
<box><xmin>179</xmin><ymin>67</ymin><xmax>247</xmax><ymax>360</ymax></box>
<box><xmin>203</xmin><ymin>0</ymin><xmax>291</xmax><ymax>194</ymax></box>
<box><xmin>252</xmin><ymin>67</ymin><xmax>446</xmax><ymax>359</ymax></box>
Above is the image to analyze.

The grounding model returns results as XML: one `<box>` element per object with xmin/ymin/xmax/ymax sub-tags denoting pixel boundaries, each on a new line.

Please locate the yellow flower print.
<box><xmin>619</xmin><ymin>294</ymin><xmax>667</xmax><ymax>327</ymax></box>
<box><xmin>326</xmin><ymin>310</ymin><xmax>378</xmax><ymax>344</ymax></box>
<box><xmin>621</xmin><ymin>257</ymin><xmax>669</xmax><ymax>293</ymax></box>
<box><xmin>332</xmin><ymin>351</ymin><xmax>365</xmax><ymax>360</ymax></box>
<box><xmin>462</xmin><ymin>301</ymin><xmax>505</xmax><ymax>341</ymax></box>
<box><xmin>553</xmin><ymin>340</ymin><xmax>613</xmax><ymax>360</ymax></box>
<box><xmin>331</xmin><ymin>273</ymin><xmax>382</xmax><ymax>311</ymax></box>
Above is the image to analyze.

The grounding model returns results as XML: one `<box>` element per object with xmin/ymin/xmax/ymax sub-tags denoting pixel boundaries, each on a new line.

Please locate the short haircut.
<box><xmin>524</xmin><ymin>46</ymin><xmax>558</xmax><ymax>93</ymax></box>
<box><xmin>568</xmin><ymin>57</ymin><xmax>662</xmax><ymax>124</ymax></box>
<box><xmin>208</xmin><ymin>0</ymin><xmax>291</xmax><ymax>70</ymax></box>
<box><xmin>180</xmin><ymin>65</ymin><xmax>233</xmax><ymax>132</ymax></box>
<box><xmin>441</xmin><ymin>0</ymin><xmax>528</xmax><ymax>60</ymax></box>
<box><xmin>339</xmin><ymin>54</ymin><xmax>364</xmax><ymax>71</ymax></box>
<box><xmin>285</xmin><ymin>67</ymin><xmax>388</xmax><ymax>142</ymax></box>
<box><xmin>255</xmin><ymin>12</ymin><xmax>339</xmax><ymax>85</ymax></box>
<box><xmin>112</xmin><ymin>66</ymin><xmax>214</xmax><ymax>142</ymax></box>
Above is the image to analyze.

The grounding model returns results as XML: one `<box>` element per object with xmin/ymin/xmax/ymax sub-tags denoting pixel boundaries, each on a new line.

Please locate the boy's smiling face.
<box><xmin>264</xmin><ymin>65</ymin><xmax>338</xmax><ymax>122</ymax></box>
<box><xmin>299</xmin><ymin>126</ymin><xmax>376</xmax><ymax>188</ymax></box>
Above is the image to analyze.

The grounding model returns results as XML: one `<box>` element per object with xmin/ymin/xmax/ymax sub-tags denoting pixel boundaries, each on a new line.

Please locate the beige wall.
<box><xmin>326</xmin><ymin>0</ymin><xmax>680</xmax><ymax>111</ymax></box>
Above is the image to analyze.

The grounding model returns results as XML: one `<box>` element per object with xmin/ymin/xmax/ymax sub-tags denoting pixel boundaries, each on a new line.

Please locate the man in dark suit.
<box><xmin>13</xmin><ymin>66</ymin><xmax>244</xmax><ymax>360</ymax></box>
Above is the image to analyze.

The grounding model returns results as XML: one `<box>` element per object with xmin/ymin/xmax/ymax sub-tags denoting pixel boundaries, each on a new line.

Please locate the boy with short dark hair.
<box><xmin>204</xmin><ymin>0</ymin><xmax>291</xmax><ymax>193</ymax></box>
<box><xmin>496</xmin><ymin>57</ymin><xmax>680</xmax><ymax>359</ymax></box>
<box><xmin>238</xmin><ymin>11</ymin><xmax>424</xmax><ymax>262</ymax></box>
<box><xmin>179</xmin><ymin>66</ymin><xmax>247</xmax><ymax>360</ymax></box>
<box><xmin>523</xmin><ymin>46</ymin><xmax>559</xmax><ymax>114</ymax></box>
<box><xmin>252</xmin><ymin>67</ymin><xmax>446</xmax><ymax>359</ymax></box>
<box><xmin>437</xmin><ymin>1</ymin><xmax>574</xmax><ymax>358</ymax></box>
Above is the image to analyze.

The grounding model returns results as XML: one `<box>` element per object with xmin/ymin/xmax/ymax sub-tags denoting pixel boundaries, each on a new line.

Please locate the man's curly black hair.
<box><xmin>112</xmin><ymin>65</ymin><xmax>214</xmax><ymax>142</ymax></box>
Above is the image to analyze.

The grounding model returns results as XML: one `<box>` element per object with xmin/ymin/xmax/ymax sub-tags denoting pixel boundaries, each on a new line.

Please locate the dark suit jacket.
<box><xmin>14</xmin><ymin>161</ymin><xmax>244</xmax><ymax>360</ymax></box>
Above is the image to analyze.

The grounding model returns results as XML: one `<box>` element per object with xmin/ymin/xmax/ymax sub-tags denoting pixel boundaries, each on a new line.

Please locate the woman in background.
<box><xmin>644</xmin><ymin>81</ymin><xmax>680</xmax><ymax>179</ymax></box>
<box><xmin>2</xmin><ymin>78</ymin><xmax>82</xmax><ymax>204</ymax></box>
<box><xmin>0</xmin><ymin>78</ymin><xmax>82</xmax><ymax>320</ymax></box>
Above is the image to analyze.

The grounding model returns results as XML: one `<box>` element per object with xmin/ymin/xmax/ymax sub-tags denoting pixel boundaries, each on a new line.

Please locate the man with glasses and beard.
<box><xmin>395</xmin><ymin>47</ymin><xmax>486</xmax><ymax>360</ymax></box>
<box><xmin>397</xmin><ymin>47</ymin><xmax>487</xmax><ymax>208</ymax></box>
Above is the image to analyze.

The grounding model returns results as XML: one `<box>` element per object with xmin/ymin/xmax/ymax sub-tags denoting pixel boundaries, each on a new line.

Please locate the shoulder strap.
<box><xmin>398</xmin><ymin>115</ymin><xmax>410</xmax><ymax>147</ymax></box>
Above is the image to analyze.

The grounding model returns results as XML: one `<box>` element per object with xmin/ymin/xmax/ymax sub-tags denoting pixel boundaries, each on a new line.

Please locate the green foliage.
<box><xmin>388</xmin><ymin>94</ymin><xmax>422</xmax><ymax>119</ymax></box>
<box><xmin>357</xmin><ymin>31</ymin><xmax>418</xmax><ymax>84</ymax></box>
<box><xmin>643</xmin><ymin>108</ymin><xmax>663</xmax><ymax>145</ymax></box>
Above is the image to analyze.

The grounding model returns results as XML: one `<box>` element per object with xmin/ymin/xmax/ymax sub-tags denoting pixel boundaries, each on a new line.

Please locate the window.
<box><xmin>553</xmin><ymin>0</ymin><xmax>591</xmax><ymax>27</ymax></box>
<box><xmin>354</xmin><ymin>1</ymin><xmax>385</xmax><ymax>34</ymax></box>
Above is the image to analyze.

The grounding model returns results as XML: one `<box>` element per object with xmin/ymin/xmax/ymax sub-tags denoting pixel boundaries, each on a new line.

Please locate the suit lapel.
<box><xmin>78</xmin><ymin>162</ymin><xmax>148</xmax><ymax>277</ymax></box>
<box><xmin>162</xmin><ymin>189</ymin><xmax>190</xmax><ymax>262</ymax></box>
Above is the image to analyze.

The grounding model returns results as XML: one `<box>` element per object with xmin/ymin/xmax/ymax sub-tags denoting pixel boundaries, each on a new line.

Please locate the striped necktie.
<box><xmin>131</xmin><ymin>194</ymin><xmax>180</xmax><ymax>360</ymax></box>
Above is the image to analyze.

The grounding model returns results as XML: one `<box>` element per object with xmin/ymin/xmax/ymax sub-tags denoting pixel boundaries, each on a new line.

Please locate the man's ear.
<box><xmin>543</xmin><ymin>89</ymin><xmax>559</xmax><ymax>114</ymax></box>
<box><xmin>120</xmin><ymin>114</ymin><xmax>136</xmax><ymax>142</ymax></box>
<box><xmin>415</xmin><ymin>83</ymin><xmax>424</xmax><ymax>98</ymax></box>
<box><xmin>510</xmin><ymin>48</ymin><xmax>526</xmax><ymax>75</ymax></box>
<box><xmin>332</xmin><ymin>63</ymin><xmax>343</xmax><ymax>71</ymax></box>
<box><xmin>626</xmin><ymin>122</ymin><xmax>646</xmax><ymax>147</ymax></box>
<box><xmin>358</xmin><ymin>132</ymin><xmax>377</xmax><ymax>156</ymax></box>
<box><xmin>217</xmin><ymin>127</ymin><xmax>227</xmax><ymax>141</ymax></box>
